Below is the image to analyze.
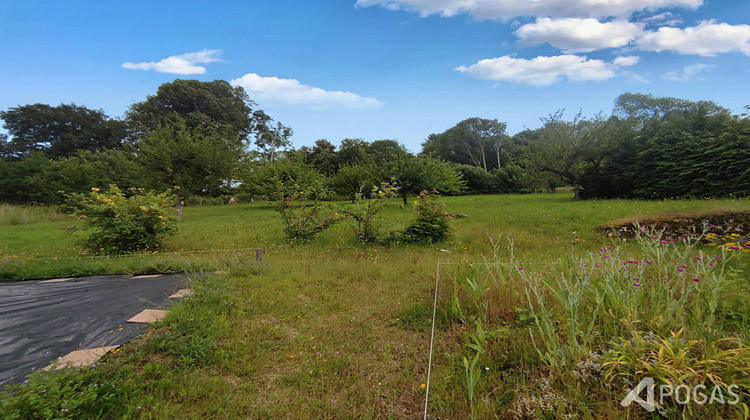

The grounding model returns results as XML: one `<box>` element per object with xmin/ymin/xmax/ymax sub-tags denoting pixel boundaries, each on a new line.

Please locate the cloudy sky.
<box><xmin>1</xmin><ymin>1</ymin><xmax>748</xmax><ymax>151</ymax></box>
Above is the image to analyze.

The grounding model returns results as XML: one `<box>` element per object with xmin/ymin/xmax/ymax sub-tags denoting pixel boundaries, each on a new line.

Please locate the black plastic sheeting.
<box><xmin>0</xmin><ymin>274</ymin><xmax>186</xmax><ymax>387</ymax></box>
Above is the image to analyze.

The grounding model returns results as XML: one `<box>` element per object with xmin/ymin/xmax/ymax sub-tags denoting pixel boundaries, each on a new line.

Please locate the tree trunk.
<box><xmin>402</xmin><ymin>191</ymin><xmax>408</xmax><ymax>206</ymax></box>
<box><xmin>573</xmin><ymin>185</ymin><xmax>581</xmax><ymax>201</ymax></box>
<box><xmin>176</xmin><ymin>199</ymin><xmax>185</xmax><ymax>218</ymax></box>
<box><xmin>545</xmin><ymin>180</ymin><xmax>555</xmax><ymax>194</ymax></box>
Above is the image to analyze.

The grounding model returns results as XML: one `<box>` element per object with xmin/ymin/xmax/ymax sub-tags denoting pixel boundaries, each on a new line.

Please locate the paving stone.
<box><xmin>45</xmin><ymin>346</ymin><xmax>119</xmax><ymax>370</ymax></box>
<box><xmin>169</xmin><ymin>289</ymin><xmax>195</xmax><ymax>299</ymax></box>
<box><xmin>39</xmin><ymin>278</ymin><xmax>74</xmax><ymax>284</ymax></box>
<box><xmin>126</xmin><ymin>309</ymin><xmax>169</xmax><ymax>323</ymax></box>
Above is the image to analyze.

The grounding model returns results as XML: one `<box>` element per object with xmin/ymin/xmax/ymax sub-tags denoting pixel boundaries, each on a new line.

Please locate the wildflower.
<box><xmin>694</xmin><ymin>256</ymin><xmax>701</xmax><ymax>260</ymax></box>
<box><xmin>596</xmin><ymin>264</ymin><xmax>601</xmax><ymax>268</ymax></box>
<box><xmin>517</xmin><ymin>266</ymin><xmax>524</xmax><ymax>270</ymax></box>
<box><xmin>659</xmin><ymin>240</ymin><xmax>667</xmax><ymax>244</ymax></box>
<box><xmin>582</xmin><ymin>263</ymin><xmax>588</xmax><ymax>267</ymax></box>
<box><xmin>634</xmin><ymin>282</ymin><xmax>641</xmax><ymax>287</ymax></box>
<box><xmin>421</xmin><ymin>384</ymin><xmax>426</xmax><ymax>389</ymax></box>
<box><xmin>604</xmin><ymin>255</ymin><xmax>610</xmax><ymax>258</ymax></box>
<box><xmin>523</xmin><ymin>282</ymin><xmax>529</xmax><ymax>286</ymax></box>
<box><xmin>645</xmin><ymin>260</ymin><xmax>652</xmax><ymax>264</ymax></box>
<box><xmin>713</xmin><ymin>256</ymin><xmax>722</xmax><ymax>260</ymax></box>
<box><xmin>677</xmin><ymin>269</ymin><xmax>684</xmax><ymax>272</ymax></box>
<box><xmin>709</xmin><ymin>263</ymin><xmax>715</xmax><ymax>267</ymax></box>
<box><xmin>730</xmin><ymin>246</ymin><xmax>740</xmax><ymax>250</ymax></box>
<box><xmin>681</xmin><ymin>265</ymin><xmax>688</xmax><ymax>268</ymax></box>
<box><xmin>693</xmin><ymin>278</ymin><xmax>701</xmax><ymax>282</ymax></box>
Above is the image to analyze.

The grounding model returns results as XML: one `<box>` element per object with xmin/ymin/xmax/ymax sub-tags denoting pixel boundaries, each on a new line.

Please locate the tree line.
<box><xmin>1</xmin><ymin>82</ymin><xmax>748</xmax><ymax>205</ymax></box>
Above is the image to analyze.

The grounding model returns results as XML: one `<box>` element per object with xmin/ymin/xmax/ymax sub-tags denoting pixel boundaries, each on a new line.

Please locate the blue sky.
<box><xmin>1</xmin><ymin>0</ymin><xmax>748</xmax><ymax>152</ymax></box>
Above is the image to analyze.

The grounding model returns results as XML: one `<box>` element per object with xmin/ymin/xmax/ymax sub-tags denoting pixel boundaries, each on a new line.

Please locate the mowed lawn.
<box><xmin>1</xmin><ymin>193</ymin><xmax>748</xmax><ymax>418</ymax></box>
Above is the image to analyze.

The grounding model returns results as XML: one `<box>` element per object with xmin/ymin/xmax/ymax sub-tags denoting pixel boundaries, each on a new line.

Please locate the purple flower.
<box><xmin>694</xmin><ymin>256</ymin><xmax>701</xmax><ymax>260</ymax></box>
<box><xmin>523</xmin><ymin>282</ymin><xmax>529</xmax><ymax>286</ymax></box>
<box><xmin>634</xmin><ymin>282</ymin><xmax>641</xmax><ymax>287</ymax></box>
<box><xmin>677</xmin><ymin>269</ymin><xmax>684</xmax><ymax>272</ymax></box>
<box><xmin>604</xmin><ymin>255</ymin><xmax>610</xmax><ymax>258</ymax></box>
<box><xmin>596</xmin><ymin>264</ymin><xmax>601</xmax><ymax>268</ymax></box>
<box><xmin>709</xmin><ymin>263</ymin><xmax>715</xmax><ymax>267</ymax></box>
<box><xmin>693</xmin><ymin>278</ymin><xmax>701</xmax><ymax>282</ymax></box>
<box><xmin>681</xmin><ymin>265</ymin><xmax>688</xmax><ymax>268</ymax></box>
<box><xmin>517</xmin><ymin>266</ymin><xmax>524</xmax><ymax>270</ymax></box>
<box><xmin>645</xmin><ymin>260</ymin><xmax>652</xmax><ymax>264</ymax></box>
<box><xmin>582</xmin><ymin>263</ymin><xmax>588</xmax><ymax>267</ymax></box>
<box><xmin>713</xmin><ymin>256</ymin><xmax>722</xmax><ymax>260</ymax></box>
<box><xmin>660</xmin><ymin>240</ymin><xmax>668</xmax><ymax>244</ymax></box>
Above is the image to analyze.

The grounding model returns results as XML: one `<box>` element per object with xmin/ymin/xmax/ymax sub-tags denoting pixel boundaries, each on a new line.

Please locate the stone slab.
<box><xmin>39</xmin><ymin>278</ymin><xmax>74</xmax><ymax>284</ymax></box>
<box><xmin>45</xmin><ymin>346</ymin><xmax>119</xmax><ymax>370</ymax></box>
<box><xmin>169</xmin><ymin>289</ymin><xmax>195</xmax><ymax>299</ymax></box>
<box><xmin>126</xmin><ymin>309</ymin><xmax>169</xmax><ymax>323</ymax></box>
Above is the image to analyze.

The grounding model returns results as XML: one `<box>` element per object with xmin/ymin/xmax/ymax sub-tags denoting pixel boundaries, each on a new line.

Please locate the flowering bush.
<box><xmin>399</xmin><ymin>190</ymin><xmax>452</xmax><ymax>244</ymax></box>
<box><xmin>73</xmin><ymin>186</ymin><xmax>178</xmax><ymax>254</ymax></box>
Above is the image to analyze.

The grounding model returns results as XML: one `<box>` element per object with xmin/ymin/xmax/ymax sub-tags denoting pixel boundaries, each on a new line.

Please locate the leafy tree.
<box><xmin>136</xmin><ymin>117</ymin><xmax>244</xmax><ymax>204</ymax></box>
<box><xmin>332</xmin><ymin>164</ymin><xmax>375</xmax><ymax>202</ymax></box>
<box><xmin>337</xmin><ymin>138</ymin><xmax>371</xmax><ymax>167</ymax></box>
<box><xmin>305</xmin><ymin>139</ymin><xmax>338</xmax><ymax>176</ymax></box>
<box><xmin>368</xmin><ymin>139</ymin><xmax>410</xmax><ymax>165</ymax></box>
<box><xmin>0</xmin><ymin>152</ymin><xmax>53</xmax><ymax>203</ymax></box>
<box><xmin>378</xmin><ymin>155</ymin><xmax>465</xmax><ymax>205</ymax></box>
<box><xmin>126</xmin><ymin>79</ymin><xmax>255</xmax><ymax>142</ymax></box>
<box><xmin>422</xmin><ymin>118</ymin><xmax>509</xmax><ymax>171</ymax></box>
<box><xmin>525</xmin><ymin>111</ymin><xmax>608</xmax><ymax>200</ymax></box>
<box><xmin>240</xmin><ymin>157</ymin><xmax>326</xmax><ymax>199</ymax></box>
<box><xmin>0</xmin><ymin>103</ymin><xmax>126</xmax><ymax>159</ymax></box>
<box><xmin>255</xmin><ymin>119</ymin><xmax>293</xmax><ymax>162</ymax></box>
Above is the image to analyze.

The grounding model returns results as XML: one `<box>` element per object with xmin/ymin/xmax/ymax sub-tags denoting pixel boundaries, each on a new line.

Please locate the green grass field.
<box><xmin>1</xmin><ymin>193</ymin><xmax>748</xmax><ymax>418</ymax></box>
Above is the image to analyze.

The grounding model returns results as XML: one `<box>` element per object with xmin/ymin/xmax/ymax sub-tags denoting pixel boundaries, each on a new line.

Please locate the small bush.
<box><xmin>343</xmin><ymin>181</ymin><xmax>398</xmax><ymax>243</ymax></box>
<box><xmin>272</xmin><ymin>182</ymin><xmax>338</xmax><ymax>243</ymax></box>
<box><xmin>73</xmin><ymin>186</ymin><xmax>178</xmax><ymax>255</ymax></box>
<box><xmin>400</xmin><ymin>190</ymin><xmax>452</xmax><ymax>244</ymax></box>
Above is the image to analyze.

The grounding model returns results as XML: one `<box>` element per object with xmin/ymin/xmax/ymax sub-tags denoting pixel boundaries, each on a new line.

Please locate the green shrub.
<box><xmin>272</xmin><ymin>182</ymin><xmax>338</xmax><ymax>243</ymax></box>
<box><xmin>73</xmin><ymin>185</ymin><xmax>178</xmax><ymax>254</ymax></box>
<box><xmin>400</xmin><ymin>190</ymin><xmax>452</xmax><ymax>244</ymax></box>
<box><xmin>343</xmin><ymin>181</ymin><xmax>398</xmax><ymax>243</ymax></box>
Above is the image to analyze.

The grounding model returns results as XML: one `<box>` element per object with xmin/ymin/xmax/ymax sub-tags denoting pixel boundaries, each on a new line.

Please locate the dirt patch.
<box><xmin>599</xmin><ymin>211</ymin><xmax>750</xmax><ymax>243</ymax></box>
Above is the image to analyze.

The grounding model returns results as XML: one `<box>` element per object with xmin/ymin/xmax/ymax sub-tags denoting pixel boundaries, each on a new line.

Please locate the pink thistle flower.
<box><xmin>693</xmin><ymin>278</ymin><xmax>701</xmax><ymax>282</ymax></box>
<box><xmin>634</xmin><ymin>282</ymin><xmax>641</xmax><ymax>287</ymax></box>
<box><xmin>645</xmin><ymin>260</ymin><xmax>652</xmax><ymax>264</ymax></box>
<box><xmin>517</xmin><ymin>266</ymin><xmax>524</xmax><ymax>270</ymax></box>
<box><xmin>677</xmin><ymin>269</ymin><xmax>684</xmax><ymax>272</ymax></box>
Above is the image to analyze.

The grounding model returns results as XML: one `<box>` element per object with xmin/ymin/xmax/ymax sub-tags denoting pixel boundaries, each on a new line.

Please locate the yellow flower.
<box><xmin>420</xmin><ymin>384</ymin><xmax>426</xmax><ymax>389</ymax></box>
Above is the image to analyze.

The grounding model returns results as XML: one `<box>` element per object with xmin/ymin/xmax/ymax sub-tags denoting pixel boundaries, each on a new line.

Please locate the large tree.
<box><xmin>0</xmin><ymin>103</ymin><xmax>126</xmax><ymax>159</ymax></box>
<box><xmin>136</xmin><ymin>117</ymin><xmax>245</xmax><ymax>206</ymax></box>
<box><xmin>422</xmin><ymin>118</ymin><xmax>509</xmax><ymax>171</ymax></box>
<box><xmin>126</xmin><ymin>79</ymin><xmax>255</xmax><ymax>142</ymax></box>
<box><xmin>378</xmin><ymin>155</ymin><xmax>465</xmax><ymax>205</ymax></box>
<box><xmin>525</xmin><ymin>112</ymin><xmax>608</xmax><ymax>200</ymax></box>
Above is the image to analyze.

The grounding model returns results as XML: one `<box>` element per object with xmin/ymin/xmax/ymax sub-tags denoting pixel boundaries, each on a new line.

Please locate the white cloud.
<box><xmin>515</xmin><ymin>18</ymin><xmax>643</xmax><ymax>53</ymax></box>
<box><xmin>614</xmin><ymin>56</ymin><xmax>640</xmax><ymax>66</ymax></box>
<box><xmin>663</xmin><ymin>63</ymin><xmax>715</xmax><ymax>81</ymax></box>
<box><xmin>637</xmin><ymin>20</ymin><xmax>750</xmax><ymax>56</ymax></box>
<box><xmin>122</xmin><ymin>49</ymin><xmax>221</xmax><ymax>74</ymax></box>
<box><xmin>231</xmin><ymin>73</ymin><xmax>382</xmax><ymax>109</ymax></box>
<box><xmin>455</xmin><ymin>54</ymin><xmax>637</xmax><ymax>86</ymax></box>
<box><xmin>640</xmin><ymin>11</ymin><xmax>682</xmax><ymax>26</ymax></box>
<box><xmin>355</xmin><ymin>0</ymin><xmax>702</xmax><ymax>20</ymax></box>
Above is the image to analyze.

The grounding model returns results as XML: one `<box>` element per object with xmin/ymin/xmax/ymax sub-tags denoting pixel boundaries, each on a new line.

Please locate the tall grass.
<box><xmin>0</xmin><ymin>204</ymin><xmax>69</xmax><ymax>226</ymax></box>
